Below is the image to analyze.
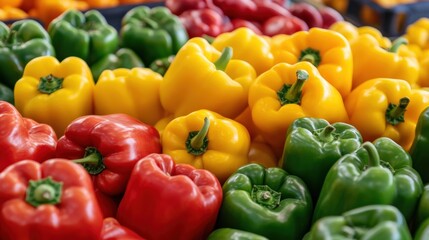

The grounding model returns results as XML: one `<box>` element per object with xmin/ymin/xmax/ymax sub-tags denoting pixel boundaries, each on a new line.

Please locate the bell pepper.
<box><xmin>55</xmin><ymin>113</ymin><xmax>162</xmax><ymax>196</ymax></box>
<box><xmin>31</xmin><ymin>0</ymin><xmax>89</xmax><ymax>28</ymax></box>
<box><xmin>261</xmin><ymin>15</ymin><xmax>309</xmax><ymax>37</ymax></box>
<box><xmin>248</xmin><ymin>138</ymin><xmax>278</xmax><ymax>168</ymax></box>
<box><xmin>217</xmin><ymin>163</ymin><xmax>312</xmax><ymax>240</ymax></box>
<box><xmin>305</xmin><ymin>205</ymin><xmax>413</xmax><ymax>240</ymax></box>
<box><xmin>0</xmin><ymin>6</ymin><xmax>28</xmax><ymax>21</ymax></box>
<box><xmin>161</xmin><ymin>109</ymin><xmax>251</xmax><ymax>183</ymax></box>
<box><xmin>48</xmin><ymin>9</ymin><xmax>119</xmax><ymax>65</ymax></box>
<box><xmin>101</xmin><ymin>218</ymin><xmax>144</xmax><ymax>240</ymax></box>
<box><xmin>281</xmin><ymin>117</ymin><xmax>363</xmax><ymax>203</ymax></box>
<box><xmin>90</xmin><ymin>48</ymin><xmax>144</xmax><ymax>82</ymax></box>
<box><xmin>149</xmin><ymin>55</ymin><xmax>174</xmax><ymax>76</ymax></box>
<box><xmin>404</xmin><ymin>17</ymin><xmax>429</xmax><ymax>50</ymax></box>
<box><xmin>120</xmin><ymin>6</ymin><xmax>189</xmax><ymax>66</ymax></box>
<box><xmin>160</xmin><ymin>37</ymin><xmax>256</xmax><ymax>119</ymax></box>
<box><xmin>0</xmin><ymin>0</ymin><xmax>21</xmax><ymax>7</ymax></box>
<box><xmin>228</xmin><ymin>19</ymin><xmax>262</xmax><ymax>35</ymax></box>
<box><xmin>179</xmin><ymin>8</ymin><xmax>225</xmax><ymax>38</ymax></box>
<box><xmin>248</xmin><ymin>61</ymin><xmax>349</xmax><ymax>157</ymax></box>
<box><xmin>0</xmin><ymin>159</ymin><xmax>103</xmax><ymax>240</ymax></box>
<box><xmin>14</xmin><ymin>56</ymin><xmax>94</xmax><ymax>137</ymax></box>
<box><xmin>415</xmin><ymin>184</ymin><xmax>429</xmax><ymax>240</ymax></box>
<box><xmin>0</xmin><ymin>19</ymin><xmax>55</xmax><ymax>89</ymax></box>
<box><xmin>345</xmin><ymin>78</ymin><xmax>429</xmax><ymax>151</ymax></box>
<box><xmin>350</xmin><ymin>35</ymin><xmax>419</xmax><ymax>89</ymax></box>
<box><xmin>94</xmin><ymin>188</ymin><xmax>119</xmax><ymax>218</ymax></box>
<box><xmin>116</xmin><ymin>153</ymin><xmax>223</xmax><ymax>240</ymax></box>
<box><xmin>415</xmin><ymin>49</ymin><xmax>429</xmax><ymax>88</ymax></box>
<box><xmin>0</xmin><ymin>101</ymin><xmax>57</xmax><ymax>172</ymax></box>
<box><xmin>212</xmin><ymin>27</ymin><xmax>274</xmax><ymax>75</ymax></box>
<box><xmin>84</xmin><ymin>0</ymin><xmax>118</xmax><ymax>8</ymax></box>
<box><xmin>288</xmin><ymin>2</ymin><xmax>323</xmax><ymax>28</ymax></box>
<box><xmin>272</xmin><ymin>27</ymin><xmax>353</xmax><ymax>98</ymax></box>
<box><xmin>0</xmin><ymin>83</ymin><xmax>13</xmax><ymax>104</ymax></box>
<box><xmin>94</xmin><ymin>68</ymin><xmax>165</xmax><ymax>126</ymax></box>
<box><xmin>312</xmin><ymin>138</ymin><xmax>423</xmax><ymax>223</ymax></box>
<box><xmin>207</xmin><ymin>228</ymin><xmax>269</xmax><ymax>240</ymax></box>
<box><xmin>409</xmin><ymin>106</ymin><xmax>429</xmax><ymax>184</ymax></box>
<box><xmin>165</xmin><ymin>0</ymin><xmax>222</xmax><ymax>16</ymax></box>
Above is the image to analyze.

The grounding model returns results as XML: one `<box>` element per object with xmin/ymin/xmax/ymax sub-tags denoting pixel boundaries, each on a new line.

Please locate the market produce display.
<box><xmin>1</xmin><ymin>0</ymin><xmax>429</xmax><ymax>239</ymax></box>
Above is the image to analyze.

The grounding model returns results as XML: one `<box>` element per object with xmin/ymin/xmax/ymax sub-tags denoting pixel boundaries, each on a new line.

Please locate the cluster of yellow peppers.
<box><xmin>12</xmin><ymin>20</ymin><xmax>429</xmax><ymax>183</ymax></box>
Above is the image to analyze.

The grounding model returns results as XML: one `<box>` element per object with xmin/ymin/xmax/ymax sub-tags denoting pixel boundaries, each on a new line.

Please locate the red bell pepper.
<box><xmin>101</xmin><ymin>218</ymin><xmax>145</xmax><ymax>240</ymax></box>
<box><xmin>179</xmin><ymin>8</ymin><xmax>225</xmax><ymax>38</ymax></box>
<box><xmin>0</xmin><ymin>100</ymin><xmax>57</xmax><ymax>172</ymax></box>
<box><xmin>288</xmin><ymin>2</ymin><xmax>324</xmax><ymax>28</ymax></box>
<box><xmin>229</xmin><ymin>18</ymin><xmax>262</xmax><ymax>35</ymax></box>
<box><xmin>95</xmin><ymin>188</ymin><xmax>120</xmax><ymax>218</ymax></box>
<box><xmin>165</xmin><ymin>0</ymin><xmax>222</xmax><ymax>15</ymax></box>
<box><xmin>116</xmin><ymin>153</ymin><xmax>223</xmax><ymax>240</ymax></box>
<box><xmin>262</xmin><ymin>15</ymin><xmax>309</xmax><ymax>36</ymax></box>
<box><xmin>55</xmin><ymin>113</ymin><xmax>162</xmax><ymax>196</ymax></box>
<box><xmin>0</xmin><ymin>159</ymin><xmax>103</xmax><ymax>240</ymax></box>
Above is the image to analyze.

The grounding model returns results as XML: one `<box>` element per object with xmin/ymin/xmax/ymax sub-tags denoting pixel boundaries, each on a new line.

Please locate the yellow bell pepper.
<box><xmin>345</xmin><ymin>78</ymin><xmax>429</xmax><ymax>151</ymax></box>
<box><xmin>0</xmin><ymin>6</ymin><xmax>28</xmax><ymax>21</ymax></box>
<box><xmin>31</xmin><ymin>0</ymin><xmax>89</xmax><ymax>27</ymax></box>
<box><xmin>350</xmin><ymin>35</ymin><xmax>419</xmax><ymax>89</ymax></box>
<box><xmin>248</xmin><ymin>61</ymin><xmax>349</xmax><ymax>157</ymax></box>
<box><xmin>161</xmin><ymin>109</ymin><xmax>251</xmax><ymax>183</ymax></box>
<box><xmin>94</xmin><ymin>68</ymin><xmax>165</xmax><ymax>126</ymax></box>
<box><xmin>416</xmin><ymin>49</ymin><xmax>429</xmax><ymax>88</ymax></box>
<box><xmin>211</xmin><ymin>27</ymin><xmax>274</xmax><ymax>76</ymax></box>
<box><xmin>160</xmin><ymin>37</ymin><xmax>256</xmax><ymax>119</ymax></box>
<box><xmin>404</xmin><ymin>17</ymin><xmax>429</xmax><ymax>50</ymax></box>
<box><xmin>14</xmin><ymin>56</ymin><xmax>94</xmax><ymax>136</ymax></box>
<box><xmin>271</xmin><ymin>27</ymin><xmax>353</xmax><ymax>98</ymax></box>
<box><xmin>248</xmin><ymin>137</ymin><xmax>278</xmax><ymax>168</ymax></box>
<box><xmin>329</xmin><ymin>21</ymin><xmax>392</xmax><ymax>49</ymax></box>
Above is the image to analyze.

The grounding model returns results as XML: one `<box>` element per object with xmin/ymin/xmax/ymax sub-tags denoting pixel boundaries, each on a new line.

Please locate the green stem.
<box><xmin>38</xmin><ymin>74</ymin><xmax>64</xmax><ymax>94</ymax></box>
<box><xmin>362</xmin><ymin>142</ymin><xmax>380</xmax><ymax>167</ymax></box>
<box><xmin>214</xmin><ymin>47</ymin><xmax>232</xmax><ymax>71</ymax></box>
<box><xmin>186</xmin><ymin>117</ymin><xmax>210</xmax><ymax>156</ymax></box>
<box><xmin>277</xmin><ymin>69</ymin><xmax>309</xmax><ymax>105</ymax></box>
<box><xmin>316</xmin><ymin>125</ymin><xmax>336</xmax><ymax>142</ymax></box>
<box><xmin>25</xmin><ymin>177</ymin><xmax>62</xmax><ymax>207</ymax></box>
<box><xmin>251</xmin><ymin>185</ymin><xmax>281</xmax><ymax>210</ymax></box>
<box><xmin>72</xmin><ymin>147</ymin><xmax>105</xmax><ymax>175</ymax></box>
<box><xmin>299</xmin><ymin>48</ymin><xmax>321</xmax><ymax>67</ymax></box>
<box><xmin>385</xmin><ymin>97</ymin><xmax>410</xmax><ymax>125</ymax></box>
<box><xmin>388</xmin><ymin>37</ymin><xmax>408</xmax><ymax>53</ymax></box>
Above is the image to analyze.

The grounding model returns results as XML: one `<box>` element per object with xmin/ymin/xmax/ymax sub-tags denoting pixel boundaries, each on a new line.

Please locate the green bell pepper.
<box><xmin>313</xmin><ymin>138</ymin><xmax>423</xmax><ymax>224</ymax></box>
<box><xmin>207</xmin><ymin>228</ymin><xmax>269</xmax><ymax>240</ymax></box>
<box><xmin>120</xmin><ymin>6</ymin><xmax>188</xmax><ymax>66</ymax></box>
<box><xmin>0</xmin><ymin>19</ymin><xmax>55</xmax><ymax>89</ymax></box>
<box><xmin>0</xmin><ymin>82</ymin><xmax>13</xmax><ymax>104</ymax></box>
<box><xmin>281</xmin><ymin>117</ymin><xmax>363</xmax><ymax>203</ymax></box>
<box><xmin>48</xmin><ymin>9</ymin><xmax>119</xmax><ymax>65</ymax></box>
<box><xmin>217</xmin><ymin>163</ymin><xmax>313</xmax><ymax>240</ymax></box>
<box><xmin>90</xmin><ymin>48</ymin><xmax>144</xmax><ymax>81</ymax></box>
<box><xmin>149</xmin><ymin>55</ymin><xmax>174</xmax><ymax>76</ymax></box>
<box><xmin>409</xmin><ymin>106</ymin><xmax>429</xmax><ymax>184</ymax></box>
<box><xmin>414</xmin><ymin>184</ymin><xmax>429</xmax><ymax>239</ymax></box>
<box><xmin>304</xmin><ymin>205</ymin><xmax>412</xmax><ymax>240</ymax></box>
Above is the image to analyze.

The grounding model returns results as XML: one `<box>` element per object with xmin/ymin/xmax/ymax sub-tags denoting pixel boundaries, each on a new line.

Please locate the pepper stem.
<box><xmin>315</xmin><ymin>125</ymin><xmax>336</xmax><ymax>143</ymax></box>
<box><xmin>277</xmin><ymin>69</ymin><xmax>309</xmax><ymax>105</ymax></box>
<box><xmin>251</xmin><ymin>185</ymin><xmax>281</xmax><ymax>209</ymax></box>
<box><xmin>385</xmin><ymin>97</ymin><xmax>410</xmax><ymax>125</ymax></box>
<box><xmin>214</xmin><ymin>47</ymin><xmax>232</xmax><ymax>71</ymax></box>
<box><xmin>38</xmin><ymin>74</ymin><xmax>64</xmax><ymax>94</ymax></box>
<box><xmin>186</xmin><ymin>117</ymin><xmax>210</xmax><ymax>156</ymax></box>
<box><xmin>362</xmin><ymin>142</ymin><xmax>380</xmax><ymax>167</ymax></box>
<box><xmin>388</xmin><ymin>37</ymin><xmax>408</xmax><ymax>53</ymax></box>
<box><xmin>299</xmin><ymin>48</ymin><xmax>321</xmax><ymax>67</ymax></box>
<box><xmin>25</xmin><ymin>177</ymin><xmax>62</xmax><ymax>207</ymax></box>
<box><xmin>72</xmin><ymin>147</ymin><xmax>105</xmax><ymax>175</ymax></box>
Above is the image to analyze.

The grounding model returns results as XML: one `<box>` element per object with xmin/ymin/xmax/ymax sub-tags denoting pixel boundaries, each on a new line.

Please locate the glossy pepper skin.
<box><xmin>281</xmin><ymin>117</ymin><xmax>363</xmax><ymax>203</ymax></box>
<box><xmin>404</xmin><ymin>17</ymin><xmax>429</xmax><ymax>50</ymax></box>
<box><xmin>212</xmin><ymin>27</ymin><xmax>274</xmax><ymax>75</ymax></box>
<box><xmin>14</xmin><ymin>56</ymin><xmax>94</xmax><ymax>137</ymax></box>
<box><xmin>305</xmin><ymin>205</ymin><xmax>412</xmax><ymax>240</ymax></box>
<box><xmin>248</xmin><ymin>61</ymin><xmax>349</xmax><ymax>157</ymax></box>
<box><xmin>350</xmin><ymin>35</ymin><xmax>419</xmax><ymax>89</ymax></box>
<box><xmin>120</xmin><ymin>6</ymin><xmax>189</xmax><ymax>66</ymax></box>
<box><xmin>0</xmin><ymin>101</ymin><xmax>57</xmax><ymax>172</ymax></box>
<box><xmin>179</xmin><ymin>8</ymin><xmax>225</xmax><ymax>38</ymax></box>
<box><xmin>0</xmin><ymin>83</ymin><xmax>13</xmax><ymax>104</ymax></box>
<box><xmin>271</xmin><ymin>27</ymin><xmax>353</xmax><ymax>98</ymax></box>
<box><xmin>160</xmin><ymin>37</ymin><xmax>256</xmax><ymax>119</ymax></box>
<box><xmin>0</xmin><ymin>19</ymin><xmax>55</xmax><ymax>89</ymax></box>
<box><xmin>415</xmin><ymin>184</ymin><xmax>429</xmax><ymax>240</ymax></box>
<box><xmin>312</xmin><ymin>138</ymin><xmax>423</xmax><ymax>223</ymax></box>
<box><xmin>409</xmin><ymin>106</ymin><xmax>429</xmax><ymax>184</ymax></box>
<box><xmin>90</xmin><ymin>48</ymin><xmax>144</xmax><ymax>82</ymax></box>
<box><xmin>0</xmin><ymin>159</ymin><xmax>103</xmax><ymax>240</ymax></box>
<box><xmin>48</xmin><ymin>9</ymin><xmax>118</xmax><ymax>65</ymax></box>
<box><xmin>116</xmin><ymin>153</ymin><xmax>223</xmax><ymax>240</ymax></box>
<box><xmin>207</xmin><ymin>228</ymin><xmax>268</xmax><ymax>240</ymax></box>
<box><xmin>94</xmin><ymin>68</ymin><xmax>165</xmax><ymax>126</ymax></box>
<box><xmin>101</xmin><ymin>218</ymin><xmax>145</xmax><ymax>240</ymax></box>
<box><xmin>345</xmin><ymin>78</ymin><xmax>429</xmax><ymax>151</ymax></box>
<box><xmin>161</xmin><ymin>109</ymin><xmax>251</xmax><ymax>183</ymax></box>
<box><xmin>218</xmin><ymin>163</ymin><xmax>313</xmax><ymax>240</ymax></box>
<box><xmin>55</xmin><ymin>113</ymin><xmax>162</xmax><ymax>196</ymax></box>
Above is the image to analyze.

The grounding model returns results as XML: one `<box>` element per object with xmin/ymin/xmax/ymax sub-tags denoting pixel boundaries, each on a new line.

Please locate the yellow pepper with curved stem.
<box><xmin>404</xmin><ymin>17</ymin><xmax>429</xmax><ymax>50</ymax></box>
<box><xmin>345</xmin><ymin>78</ymin><xmax>429</xmax><ymax>151</ymax></box>
<box><xmin>14</xmin><ymin>56</ymin><xmax>94</xmax><ymax>136</ymax></box>
<box><xmin>94</xmin><ymin>68</ymin><xmax>165</xmax><ymax>126</ymax></box>
<box><xmin>160</xmin><ymin>37</ymin><xmax>256</xmax><ymax>119</ymax></box>
<box><xmin>329</xmin><ymin>21</ymin><xmax>392</xmax><ymax>49</ymax></box>
<box><xmin>248</xmin><ymin>61</ymin><xmax>349</xmax><ymax>157</ymax></box>
<box><xmin>271</xmin><ymin>27</ymin><xmax>353</xmax><ymax>98</ymax></box>
<box><xmin>211</xmin><ymin>27</ymin><xmax>274</xmax><ymax>76</ymax></box>
<box><xmin>161</xmin><ymin>109</ymin><xmax>251</xmax><ymax>183</ymax></box>
<box><xmin>351</xmin><ymin>35</ymin><xmax>419</xmax><ymax>89</ymax></box>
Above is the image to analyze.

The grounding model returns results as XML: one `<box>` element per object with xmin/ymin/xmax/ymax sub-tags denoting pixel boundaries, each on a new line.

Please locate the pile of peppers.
<box><xmin>3</xmin><ymin>2</ymin><xmax>429</xmax><ymax>240</ymax></box>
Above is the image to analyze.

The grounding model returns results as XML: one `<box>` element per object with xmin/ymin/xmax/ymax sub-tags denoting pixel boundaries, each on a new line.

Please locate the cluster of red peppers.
<box><xmin>166</xmin><ymin>0</ymin><xmax>344</xmax><ymax>37</ymax></box>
